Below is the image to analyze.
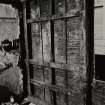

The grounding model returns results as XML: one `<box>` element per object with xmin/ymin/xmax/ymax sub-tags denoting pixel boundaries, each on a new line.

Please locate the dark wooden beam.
<box><xmin>85</xmin><ymin>0</ymin><xmax>94</xmax><ymax>105</ymax></box>
<box><xmin>22</xmin><ymin>1</ymin><xmax>31</xmax><ymax>96</ymax></box>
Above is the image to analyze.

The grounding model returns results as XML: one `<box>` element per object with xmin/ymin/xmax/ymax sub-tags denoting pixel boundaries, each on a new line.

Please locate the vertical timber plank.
<box><xmin>22</xmin><ymin>1</ymin><xmax>31</xmax><ymax>96</ymax></box>
<box><xmin>50</xmin><ymin>0</ymin><xmax>57</xmax><ymax>105</ymax></box>
<box><xmin>41</xmin><ymin>21</ymin><xmax>52</xmax><ymax>103</ymax></box>
<box><xmin>85</xmin><ymin>0</ymin><xmax>94</xmax><ymax>105</ymax></box>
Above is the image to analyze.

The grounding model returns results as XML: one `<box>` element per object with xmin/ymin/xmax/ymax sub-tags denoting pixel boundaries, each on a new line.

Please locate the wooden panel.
<box><xmin>67</xmin><ymin>16</ymin><xmax>82</xmax><ymax>65</ymax></box>
<box><xmin>42</xmin><ymin>22</ymin><xmax>51</xmax><ymax>103</ymax></box>
<box><xmin>31</xmin><ymin>23</ymin><xmax>43</xmax><ymax>65</ymax></box>
<box><xmin>54</xmin><ymin>20</ymin><xmax>66</xmax><ymax>63</ymax></box>
<box><xmin>92</xmin><ymin>80</ymin><xmax>105</xmax><ymax>105</ymax></box>
<box><xmin>56</xmin><ymin>68</ymin><xmax>82</xmax><ymax>90</ymax></box>
<box><xmin>66</xmin><ymin>16</ymin><xmax>84</xmax><ymax>105</ymax></box>
<box><xmin>66</xmin><ymin>0</ymin><xmax>84</xmax><ymax>15</ymax></box>
<box><xmin>30</xmin><ymin>0</ymin><xmax>51</xmax><ymax>19</ymax></box>
<box><xmin>31</xmin><ymin>22</ymin><xmax>44</xmax><ymax>100</ymax></box>
<box><xmin>33</xmin><ymin>66</ymin><xmax>43</xmax><ymax>82</ymax></box>
<box><xmin>56</xmin><ymin>92</ymin><xmax>84</xmax><ymax>105</ymax></box>
<box><xmin>32</xmin><ymin>66</ymin><xmax>50</xmax><ymax>102</ymax></box>
<box><xmin>31</xmin><ymin>21</ymin><xmax>52</xmax><ymax>103</ymax></box>
<box><xmin>42</xmin><ymin>22</ymin><xmax>51</xmax><ymax>63</ymax></box>
<box><xmin>30</xmin><ymin>16</ymin><xmax>85</xmax><ymax>105</ymax></box>
<box><xmin>40</xmin><ymin>0</ymin><xmax>51</xmax><ymax>17</ymax></box>
<box><xmin>30</xmin><ymin>0</ymin><xmax>40</xmax><ymax>19</ymax></box>
<box><xmin>55</xmin><ymin>0</ymin><xmax>65</xmax><ymax>16</ymax></box>
<box><xmin>54</xmin><ymin>16</ymin><xmax>84</xmax><ymax>105</ymax></box>
<box><xmin>56</xmin><ymin>93</ymin><xmax>66</xmax><ymax>105</ymax></box>
<box><xmin>33</xmin><ymin>85</ymin><xmax>45</xmax><ymax>102</ymax></box>
<box><xmin>28</xmin><ymin>1</ymin><xmax>87</xmax><ymax>105</ymax></box>
<box><xmin>55</xmin><ymin>68</ymin><xmax>84</xmax><ymax>105</ymax></box>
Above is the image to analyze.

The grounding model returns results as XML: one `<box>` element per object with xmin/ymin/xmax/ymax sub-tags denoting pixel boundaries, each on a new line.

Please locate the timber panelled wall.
<box><xmin>23</xmin><ymin>0</ymin><xmax>94</xmax><ymax>105</ymax></box>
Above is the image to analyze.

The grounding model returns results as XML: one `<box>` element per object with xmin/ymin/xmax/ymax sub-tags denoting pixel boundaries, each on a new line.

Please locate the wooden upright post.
<box><xmin>85</xmin><ymin>0</ymin><xmax>94</xmax><ymax>105</ymax></box>
<box><xmin>21</xmin><ymin>0</ymin><xmax>31</xmax><ymax>96</ymax></box>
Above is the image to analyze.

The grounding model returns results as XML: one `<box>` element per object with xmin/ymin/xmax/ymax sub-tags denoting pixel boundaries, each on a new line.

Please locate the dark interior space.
<box><xmin>95</xmin><ymin>54</ymin><xmax>105</xmax><ymax>81</ymax></box>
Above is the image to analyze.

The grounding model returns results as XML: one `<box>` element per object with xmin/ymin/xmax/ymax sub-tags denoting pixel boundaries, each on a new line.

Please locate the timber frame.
<box><xmin>0</xmin><ymin>0</ymin><xmax>94</xmax><ymax>105</ymax></box>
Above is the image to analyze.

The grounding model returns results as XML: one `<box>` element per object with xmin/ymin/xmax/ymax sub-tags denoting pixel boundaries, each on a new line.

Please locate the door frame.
<box><xmin>85</xmin><ymin>0</ymin><xmax>94</xmax><ymax>105</ymax></box>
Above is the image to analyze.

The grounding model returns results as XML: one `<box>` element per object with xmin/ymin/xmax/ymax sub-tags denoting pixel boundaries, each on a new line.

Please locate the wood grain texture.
<box><xmin>29</xmin><ymin>0</ymin><xmax>86</xmax><ymax>105</ymax></box>
<box><xmin>92</xmin><ymin>80</ymin><xmax>105</xmax><ymax>105</ymax></box>
<box><xmin>32</xmin><ymin>23</ymin><xmax>43</xmax><ymax>65</ymax></box>
<box><xmin>54</xmin><ymin>20</ymin><xmax>66</xmax><ymax>63</ymax></box>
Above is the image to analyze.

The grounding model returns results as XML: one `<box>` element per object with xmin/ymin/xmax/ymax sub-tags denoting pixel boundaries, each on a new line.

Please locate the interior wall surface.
<box><xmin>0</xmin><ymin>3</ymin><xmax>23</xmax><ymax>95</ymax></box>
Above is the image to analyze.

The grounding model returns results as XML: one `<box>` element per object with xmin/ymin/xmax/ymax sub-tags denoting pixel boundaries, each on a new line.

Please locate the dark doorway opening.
<box><xmin>95</xmin><ymin>54</ymin><xmax>105</xmax><ymax>81</ymax></box>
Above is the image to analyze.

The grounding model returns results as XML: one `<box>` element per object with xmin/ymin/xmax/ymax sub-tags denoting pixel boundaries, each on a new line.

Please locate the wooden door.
<box><xmin>23</xmin><ymin>0</ymin><xmax>94</xmax><ymax>105</ymax></box>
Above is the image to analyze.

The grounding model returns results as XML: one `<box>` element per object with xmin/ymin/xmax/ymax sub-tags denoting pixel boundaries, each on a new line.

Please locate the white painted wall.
<box><xmin>94</xmin><ymin>0</ymin><xmax>105</xmax><ymax>55</ymax></box>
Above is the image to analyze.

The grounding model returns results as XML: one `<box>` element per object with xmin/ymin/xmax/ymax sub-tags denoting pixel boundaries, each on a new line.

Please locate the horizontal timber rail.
<box><xmin>30</xmin><ymin>79</ymin><xmax>71</xmax><ymax>95</ymax></box>
<box><xmin>27</xmin><ymin>11</ymin><xmax>84</xmax><ymax>23</ymax></box>
<box><xmin>25</xmin><ymin>59</ymin><xmax>80</xmax><ymax>71</ymax></box>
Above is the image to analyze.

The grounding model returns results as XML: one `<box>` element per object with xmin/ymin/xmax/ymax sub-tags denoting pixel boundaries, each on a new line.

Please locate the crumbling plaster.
<box><xmin>0</xmin><ymin>3</ymin><xmax>23</xmax><ymax>95</ymax></box>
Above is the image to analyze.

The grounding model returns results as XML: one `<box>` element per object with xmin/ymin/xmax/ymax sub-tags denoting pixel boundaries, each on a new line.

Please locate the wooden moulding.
<box><xmin>27</xmin><ymin>12</ymin><xmax>84</xmax><ymax>23</ymax></box>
